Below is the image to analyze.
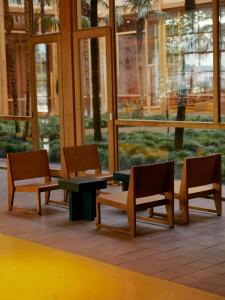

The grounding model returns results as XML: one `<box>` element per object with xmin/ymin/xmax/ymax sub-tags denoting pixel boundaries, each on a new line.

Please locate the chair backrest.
<box><xmin>181</xmin><ymin>154</ymin><xmax>221</xmax><ymax>189</ymax></box>
<box><xmin>127</xmin><ymin>161</ymin><xmax>174</xmax><ymax>204</ymax></box>
<box><xmin>63</xmin><ymin>144</ymin><xmax>101</xmax><ymax>178</ymax></box>
<box><xmin>7</xmin><ymin>150</ymin><xmax>51</xmax><ymax>182</ymax></box>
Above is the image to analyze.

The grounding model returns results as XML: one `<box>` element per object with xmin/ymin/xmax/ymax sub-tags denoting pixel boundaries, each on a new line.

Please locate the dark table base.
<box><xmin>59</xmin><ymin>177</ymin><xmax>106</xmax><ymax>221</ymax></box>
<box><xmin>69</xmin><ymin>190</ymin><xmax>96</xmax><ymax>221</ymax></box>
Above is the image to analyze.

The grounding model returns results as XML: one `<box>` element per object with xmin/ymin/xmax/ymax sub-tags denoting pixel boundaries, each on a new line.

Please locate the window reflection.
<box><xmin>32</xmin><ymin>0</ymin><xmax>59</xmax><ymax>35</ymax></box>
<box><xmin>220</xmin><ymin>0</ymin><xmax>225</xmax><ymax>121</ymax></box>
<box><xmin>78</xmin><ymin>0</ymin><xmax>109</xmax><ymax>29</ymax></box>
<box><xmin>116</xmin><ymin>1</ymin><xmax>213</xmax><ymax>122</ymax></box>
<box><xmin>118</xmin><ymin>126</ymin><xmax>225</xmax><ymax>182</ymax></box>
<box><xmin>35</xmin><ymin>43</ymin><xmax>60</xmax><ymax>163</ymax></box>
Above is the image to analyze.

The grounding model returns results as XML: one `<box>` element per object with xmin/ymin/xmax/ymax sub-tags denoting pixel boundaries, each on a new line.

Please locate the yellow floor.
<box><xmin>0</xmin><ymin>233</ymin><xmax>224</xmax><ymax>300</ymax></box>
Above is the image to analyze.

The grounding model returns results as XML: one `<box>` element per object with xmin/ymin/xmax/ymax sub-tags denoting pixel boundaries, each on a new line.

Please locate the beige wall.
<box><xmin>0</xmin><ymin>0</ymin><xmax>8</xmax><ymax>115</ymax></box>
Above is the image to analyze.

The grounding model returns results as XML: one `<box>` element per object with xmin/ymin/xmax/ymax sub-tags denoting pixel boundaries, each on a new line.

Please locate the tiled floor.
<box><xmin>1</xmin><ymin>233</ymin><xmax>225</xmax><ymax>300</ymax></box>
<box><xmin>1</xmin><ymin>169</ymin><xmax>225</xmax><ymax>297</ymax></box>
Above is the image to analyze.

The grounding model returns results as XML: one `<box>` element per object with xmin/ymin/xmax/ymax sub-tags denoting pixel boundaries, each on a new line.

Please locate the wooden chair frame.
<box><xmin>96</xmin><ymin>161</ymin><xmax>174</xmax><ymax>238</ymax></box>
<box><xmin>63</xmin><ymin>144</ymin><xmax>113</xmax><ymax>199</ymax></box>
<box><xmin>7</xmin><ymin>150</ymin><xmax>59</xmax><ymax>216</ymax></box>
<box><xmin>63</xmin><ymin>144</ymin><xmax>112</xmax><ymax>178</ymax></box>
<box><xmin>175</xmin><ymin>154</ymin><xmax>222</xmax><ymax>224</ymax></box>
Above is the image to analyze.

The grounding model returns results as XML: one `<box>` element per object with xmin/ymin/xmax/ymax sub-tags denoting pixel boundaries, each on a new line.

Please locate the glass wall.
<box><xmin>116</xmin><ymin>1</ymin><xmax>214</xmax><ymax>122</ymax></box>
<box><xmin>1</xmin><ymin>0</ymin><xmax>225</xmax><ymax>174</ymax></box>
<box><xmin>0</xmin><ymin>0</ymin><xmax>61</xmax><ymax>168</ymax></box>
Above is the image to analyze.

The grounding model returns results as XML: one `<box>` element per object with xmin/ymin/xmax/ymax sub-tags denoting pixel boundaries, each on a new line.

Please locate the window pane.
<box><xmin>116</xmin><ymin>1</ymin><xmax>213</xmax><ymax>122</ymax></box>
<box><xmin>220</xmin><ymin>0</ymin><xmax>225</xmax><ymax>121</ymax></box>
<box><xmin>77</xmin><ymin>0</ymin><xmax>109</xmax><ymax>29</ymax></box>
<box><xmin>35</xmin><ymin>43</ymin><xmax>61</xmax><ymax>165</ymax></box>
<box><xmin>79</xmin><ymin>36</ymin><xmax>109</xmax><ymax>170</ymax></box>
<box><xmin>0</xmin><ymin>120</ymin><xmax>32</xmax><ymax>160</ymax></box>
<box><xmin>118</xmin><ymin>126</ymin><xmax>225</xmax><ymax>182</ymax></box>
<box><xmin>32</xmin><ymin>0</ymin><xmax>59</xmax><ymax>35</ymax></box>
<box><xmin>1</xmin><ymin>1</ymin><xmax>31</xmax><ymax>116</ymax></box>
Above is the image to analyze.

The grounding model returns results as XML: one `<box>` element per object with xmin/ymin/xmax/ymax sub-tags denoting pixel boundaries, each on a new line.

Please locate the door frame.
<box><xmin>73</xmin><ymin>26</ymin><xmax>116</xmax><ymax>172</ymax></box>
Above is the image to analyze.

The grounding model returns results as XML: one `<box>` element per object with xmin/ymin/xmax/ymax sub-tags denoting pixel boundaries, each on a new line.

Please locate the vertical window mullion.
<box><xmin>213</xmin><ymin>0</ymin><xmax>220</xmax><ymax>123</ymax></box>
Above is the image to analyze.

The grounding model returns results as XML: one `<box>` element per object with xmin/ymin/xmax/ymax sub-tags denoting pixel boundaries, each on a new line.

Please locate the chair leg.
<box><xmin>36</xmin><ymin>191</ymin><xmax>42</xmax><ymax>216</ymax></box>
<box><xmin>64</xmin><ymin>190</ymin><xmax>68</xmax><ymax>202</ymax></box>
<box><xmin>147</xmin><ymin>207</ymin><xmax>154</xmax><ymax>217</ymax></box>
<box><xmin>8</xmin><ymin>189</ymin><xmax>15</xmax><ymax>211</ymax></box>
<box><xmin>178</xmin><ymin>199</ymin><xmax>189</xmax><ymax>224</ymax></box>
<box><xmin>166</xmin><ymin>202</ymin><xmax>174</xmax><ymax>228</ymax></box>
<box><xmin>214</xmin><ymin>192</ymin><xmax>222</xmax><ymax>216</ymax></box>
<box><xmin>127</xmin><ymin>209</ymin><xmax>136</xmax><ymax>238</ymax></box>
<box><xmin>45</xmin><ymin>191</ymin><xmax>50</xmax><ymax>205</ymax></box>
<box><xmin>96</xmin><ymin>202</ymin><xmax>101</xmax><ymax>228</ymax></box>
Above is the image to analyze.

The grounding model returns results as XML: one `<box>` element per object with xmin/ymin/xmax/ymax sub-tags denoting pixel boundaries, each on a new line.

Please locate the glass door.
<box><xmin>73</xmin><ymin>26</ymin><xmax>115</xmax><ymax>172</ymax></box>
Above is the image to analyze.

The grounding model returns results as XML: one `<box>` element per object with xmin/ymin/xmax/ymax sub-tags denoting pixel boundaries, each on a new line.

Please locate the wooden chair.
<box><xmin>7</xmin><ymin>150</ymin><xmax>59</xmax><ymax>216</ymax></box>
<box><xmin>175</xmin><ymin>154</ymin><xmax>222</xmax><ymax>224</ymax></box>
<box><xmin>96</xmin><ymin>161</ymin><xmax>174</xmax><ymax>238</ymax></box>
<box><xmin>63</xmin><ymin>144</ymin><xmax>113</xmax><ymax>187</ymax></box>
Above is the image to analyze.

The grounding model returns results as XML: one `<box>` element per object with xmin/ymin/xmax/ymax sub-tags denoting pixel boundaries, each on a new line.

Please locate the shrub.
<box><xmin>49</xmin><ymin>140</ymin><xmax>60</xmax><ymax>162</ymax></box>
<box><xmin>2</xmin><ymin>117</ymin><xmax>225</xmax><ymax>182</ymax></box>
<box><xmin>84</xmin><ymin>113</ymin><xmax>108</xmax><ymax>129</ymax></box>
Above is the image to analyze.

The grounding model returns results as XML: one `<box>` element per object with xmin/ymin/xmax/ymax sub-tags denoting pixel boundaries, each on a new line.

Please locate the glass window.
<box><xmin>116</xmin><ymin>1</ymin><xmax>213</xmax><ymax>122</ymax></box>
<box><xmin>79</xmin><ymin>36</ymin><xmax>109</xmax><ymax>170</ymax></box>
<box><xmin>35</xmin><ymin>42</ymin><xmax>61</xmax><ymax>165</ymax></box>
<box><xmin>118</xmin><ymin>126</ymin><xmax>225</xmax><ymax>182</ymax></box>
<box><xmin>220</xmin><ymin>0</ymin><xmax>225</xmax><ymax>121</ymax></box>
<box><xmin>77</xmin><ymin>0</ymin><xmax>109</xmax><ymax>29</ymax></box>
<box><xmin>32</xmin><ymin>0</ymin><xmax>59</xmax><ymax>35</ymax></box>
<box><xmin>1</xmin><ymin>0</ymin><xmax>31</xmax><ymax>117</ymax></box>
<box><xmin>0</xmin><ymin>120</ymin><xmax>32</xmax><ymax>160</ymax></box>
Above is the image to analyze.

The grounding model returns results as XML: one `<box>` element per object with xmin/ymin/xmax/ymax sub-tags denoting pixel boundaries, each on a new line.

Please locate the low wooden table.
<box><xmin>59</xmin><ymin>177</ymin><xmax>107</xmax><ymax>221</ymax></box>
<box><xmin>113</xmin><ymin>170</ymin><xmax>130</xmax><ymax>191</ymax></box>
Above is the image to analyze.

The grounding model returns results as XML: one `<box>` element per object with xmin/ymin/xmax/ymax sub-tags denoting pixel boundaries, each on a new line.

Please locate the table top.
<box><xmin>59</xmin><ymin>176</ymin><xmax>107</xmax><ymax>192</ymax></box>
